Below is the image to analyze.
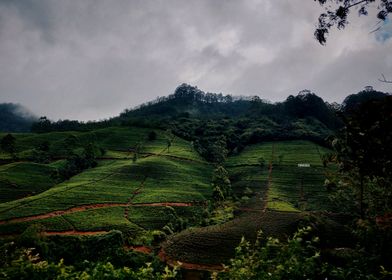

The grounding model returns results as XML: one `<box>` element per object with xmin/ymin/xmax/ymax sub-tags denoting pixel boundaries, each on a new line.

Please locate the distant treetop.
<box><xmin>342</xmin><ymin>88</ymin><xmax>389</xmax><ymax>112</ymax></box>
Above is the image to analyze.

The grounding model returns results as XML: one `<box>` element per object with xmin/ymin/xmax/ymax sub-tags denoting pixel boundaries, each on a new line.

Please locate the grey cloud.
<box><xmin>0</xmin><ymin>0</ymin><xmax>390</xmax><ymax>121</ymax></box>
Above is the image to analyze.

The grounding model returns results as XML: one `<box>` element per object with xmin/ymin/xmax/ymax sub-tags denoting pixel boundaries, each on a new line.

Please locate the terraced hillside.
<box><xmin>0</xmin><ymin>127</ymin><xmax>212</xmax><ymax>240</ymax></box>
<box><xmin>163</xmin><ymin>140</ymin><xmax>336</xmax><ymax>268</ymax></box>
<box><xmin>0</xmin><ymin>127</ymin><xmax>204</xmax><ymax>162</ymax></box>
<box><xmin>227</xmin><ymin>140</ymin><xmax>334</xmax><ymax>212</ymax></box>
<box><xmin>0</xmin><ymin>162</ymin><xmax>61</xmax><ymax>203</ymax></box>
<box><xmin>0</xmin><ymin>133</ymin><xmax>340</xmax><ymax>272</ymax></box>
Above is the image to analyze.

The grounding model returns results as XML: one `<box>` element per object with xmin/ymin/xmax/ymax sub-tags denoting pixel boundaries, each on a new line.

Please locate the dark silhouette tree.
<box><xmin>31</xmin><ymin>116</ymin><xmax>52</xmax><ymax>133</ymax></box>
<box><xmin>284</xmin><ymin>90</ymin><xmax>339</xmax><ymax>128</ymax></box>
<box><xmin>342</xmin><ymin>88</ymin><xmax>388</xmax><ymax>112</ymax></box>
<box><xmin>333</xmin><ymin>96</ymin><xmax>392</xmax><ymax>217</ymax></box>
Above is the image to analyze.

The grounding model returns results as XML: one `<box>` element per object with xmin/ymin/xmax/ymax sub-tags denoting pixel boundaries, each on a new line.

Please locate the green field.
<box><xmin>0</xmin><ymin>135</ymin><xmax>338</xmax><ymax>269</ymax></box>
<box><xmin>267</xmin><ymin>141</ymin><xmax>334</xmax><ymax>211</ymax></box>
<box><xmin>0</xmin><ymin>162</ymin><xmax>59</xmax><ymax>203</ymax></box>
<box><xmin>0</xmin><ymin>128</ymin><xmax>212</xmax><ymax>239</ymax></box>
<box><xmin>225</xmin><ymin>142</ymin><xmax>272</xmax><ymax>211</ymax></box>
<box><xmin>161</xmin><ymin>140</ymin><xmax>337</xmax><ymax>265</ymax></box>
<box><xmin>226</xmin><ymin>140</ymin><xmax>334</xmax><ymax>212</ymax></box>
<box><xmin>0</xmin><ymin>127</ymin><xmax>203</xmax><ymax>161</ymax></box>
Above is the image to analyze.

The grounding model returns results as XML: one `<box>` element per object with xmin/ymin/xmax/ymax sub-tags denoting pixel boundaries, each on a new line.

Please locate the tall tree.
<box><xmin>333</xmin><ymin>96</ymin><xmax>392</xmax><ymax>217</ymax></box>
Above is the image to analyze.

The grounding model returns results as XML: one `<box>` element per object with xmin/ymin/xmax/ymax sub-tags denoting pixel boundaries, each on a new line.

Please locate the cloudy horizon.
<box><xmin>0</xmin><ymin>0</ymin><xmax>391</xmax><ymax>121</ymax></box>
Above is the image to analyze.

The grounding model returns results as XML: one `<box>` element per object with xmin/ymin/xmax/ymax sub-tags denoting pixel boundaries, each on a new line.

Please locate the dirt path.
<box><xmin>262</xmin><ymin>143</ymin><xmax>275</xmax><ymax>212</ymax></box>
<box><xmin>0</xmin><ymin>201</ymin><xmax>198</xmax><ymax>225</ymax></box>
<box><xmin>0</xmin><ymin>203</ymin><xmax>129</xmax><ymax>225</ymax></box>
<box><xmin>41</xmin><ymin>230</ymin><xmax>108</xmax><ymax>236</ymax></box>
<box><xmin>124</xmin><ymin>245</ymin><xmax>153</xmax><ymax>254</ymax></box>
<box><xmin>158</xmin><ymin>249</ymin><xmax>224</xmax><ymax>272</ymax></box>
<box><xmin>124</xmin><ymin>176</ymin><xmax>148</xmax><ymax>220</ymax></box>
<box><xmin>132</xmin><ymin>202</ymin><xmax>194</xmax><ymax>207</ymax></box>
<box><xmin>237</xmin><ymin>207</ymin><xmax>264</xmax><ymax>212</ymax></box>
<box><xmin>0</xmin><ymin>229</ymin><xmax>110</xmax><ymax>238</ymax></box>
<box><xmin>0</xmin><ymin>161</ymin><xmax>121</xmax><ymax>215</ymax></box>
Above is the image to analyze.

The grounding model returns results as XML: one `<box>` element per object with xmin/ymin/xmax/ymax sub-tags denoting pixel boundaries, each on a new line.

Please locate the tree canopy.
<box><xmin>314</xmin><ymin>0</ymin><xmax>392</xmax><ymax>45</ymax></box>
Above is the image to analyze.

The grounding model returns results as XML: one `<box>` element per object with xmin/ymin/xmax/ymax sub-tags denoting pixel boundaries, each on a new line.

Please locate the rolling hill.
<box><xmin>1</xmin><ymin>86</ymin><xmax>390</xmax><ymax>278</ymax></box>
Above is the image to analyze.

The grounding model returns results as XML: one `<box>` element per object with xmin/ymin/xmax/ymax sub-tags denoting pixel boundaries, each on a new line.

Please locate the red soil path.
<box><xmin>158</xmin><ymin>249</ymin><xmax>224</xmax><ymax>272</ymax></box>
<box><xmin>0</xmin><ymin>203</ymin><xmax>129</xmax><ymax>225</ymax></box>
<box><xmin>0</xmin><ymin>230</ymin><xmax>109</xmax><ymax>238</ymax></box>
<box><xmin>124</xmin><ymin>245</ymin><xmax>153</xmax><ymax>254</ymax></box>
<box><xmin>133</xmin><ymin>202</ymin><xmax>193</xmax><ymax>207</ymax></box>
<box><xmin>0</xmin><ymin>202</ymin><xmax>197</xmax><ymax>225</ymax></box>
<box><xmin>262</xmin><ymin>143</ymin><xmax>275</xmax><ymax>212</ymax></box>
<box><xmin>41</xmin><ymin>230</ymin><xmax>108</xmax><ymax>236</ymax></box>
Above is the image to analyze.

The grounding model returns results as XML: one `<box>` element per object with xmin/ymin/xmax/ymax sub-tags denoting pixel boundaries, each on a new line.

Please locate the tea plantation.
<box><xmin>162</xmin><ymin>140</ymin><xmax>338</xmax><ymax>265</ymax></box>
<box><xmin>0</xmin><ymin>127</ymin><xmax>212</xmax><ymax>240</ymax></box>
<box><xmin>0</xmin><ymin>129</ymin><xmax>343</xmax><ymax>272</ymax></box>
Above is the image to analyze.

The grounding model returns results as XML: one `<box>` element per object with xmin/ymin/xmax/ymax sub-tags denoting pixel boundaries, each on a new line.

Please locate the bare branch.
<box><xmin>378</xmin><ymin>74</ymin><xmax>392</xmax><ymax>84</ymax></box>
<box><xmin>369</xmin><ymin>20</ymin><xmax>383</xmax><ymax>34</ymax></box>
<box><xmin>345</xmin><ymin>0</ymin><xmax>371</xmax><ymax>9</ymax></box>
<box><xmin>369</xmin><ymin>26</ymin><xmax>381</xmax><ymax>33</ymax></box>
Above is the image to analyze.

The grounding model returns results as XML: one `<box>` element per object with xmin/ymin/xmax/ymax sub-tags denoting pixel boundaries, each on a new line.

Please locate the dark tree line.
<box><xmin>31</xmin><ymin>116</ymin><xmax>118</xmax><ymax>133</ymax></box>
<box><xmin>27</xmin><ymin>84</ymin><xmax>389</xmax><ymax>166</ymax></box>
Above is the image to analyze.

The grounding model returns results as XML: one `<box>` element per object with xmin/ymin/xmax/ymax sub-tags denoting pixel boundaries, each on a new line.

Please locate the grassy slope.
<box><xmin>163</xmin><ymin>211</ymin><xmax>304</xmax><ymax>265</ymax></box>
<box><xmin>0</xmin><ymin>135</ymin><xmax>337</xmax><ymax>264</ymax></box>
<box><xmin>227</xmin><ymin>140</ymin><xmax>333</xmax><ymax>212</ymax></box>
<box><xmin>268</xmin><ymin>141</ymin><xmax>333</xmax><ymax>212</ymax></box>
<box><xmin>164</xmin><ymin>140</ymin><xmax>336</xmax><ymax>265</ymax></box>
<box><xmin>0</xmin><ymin>128</ymin><xmax>212</xmax><ymax>237</ymax></box>
<box><xmin>225</xmin><ymin>143</ymin><xmax>273</xmax><ymax>202</ymax></box>
<box><xmin>1</xmin><ymin>127</ymin><xmax>204</xmax><ymax>161</ymax></box>
<box><xmin>0</xmin><ymin>162</ymin><xmax>59</xmax><ymax>203</ymax></box>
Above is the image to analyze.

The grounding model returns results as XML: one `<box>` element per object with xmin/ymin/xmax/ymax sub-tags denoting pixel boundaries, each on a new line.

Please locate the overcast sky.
<box><xmin>0</xmin><ymin>0</ymin><xmax>391</xmax><ymax>121</ymax></box>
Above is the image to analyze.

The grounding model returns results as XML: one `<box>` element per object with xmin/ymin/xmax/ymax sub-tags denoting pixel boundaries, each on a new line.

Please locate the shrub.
<box><xmin>213</xmin><ymin>227</ymin><xmax>383</xmax><ymax>280</ymax></box>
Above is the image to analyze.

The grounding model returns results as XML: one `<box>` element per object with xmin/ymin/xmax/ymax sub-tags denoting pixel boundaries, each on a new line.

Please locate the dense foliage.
<box><xmin>330</xmin><ymin>95</ymin><xmax>392</xmax><ymax>217</ymax></box>
<box><xmin>314</xmin><ymin>0</ymin><xmax>392</xmax><ymax>45</ymax></box>
<box><xmin>214</xmin><ymin>227</ymin><xmax>389</xmax><ymax>279</ymax></box>
<box><xmin>27</xmin><ymin>84</ymin><xmax>344</xmax><ymax>163</ymax></box>
<box><xmin>0</xmin><ymin>245</ymin><xmax>178</xmax><ymax>280</ymax></box>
